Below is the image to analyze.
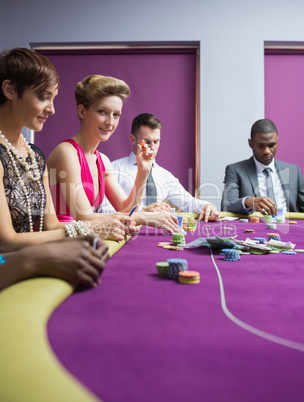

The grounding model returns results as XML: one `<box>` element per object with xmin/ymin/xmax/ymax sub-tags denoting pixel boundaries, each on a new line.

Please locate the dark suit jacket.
<box><xmin>221</xmin><ymin>157</ymin><xmax>304</xmax><ymax>214</ymax></box>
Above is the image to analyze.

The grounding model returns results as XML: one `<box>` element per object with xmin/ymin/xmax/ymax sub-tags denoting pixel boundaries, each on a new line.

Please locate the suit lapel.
<box><xmin>275</xmin><ymin>160</ymin><xmax>291</xmax><ymax>209</ymax></box>
<box><xmin>275</xmin><ymin>160</ymin><xmax>288</xmax><ymax>189</ymax></box>
<box><xmin>245</xmin><ymin>157</ymin><xmax>260</xmax><ymax>196</ymax></box>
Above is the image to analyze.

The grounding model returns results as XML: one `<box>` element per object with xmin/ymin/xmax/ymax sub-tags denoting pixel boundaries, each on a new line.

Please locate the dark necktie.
<box><xmin>263</xmin><ymin>167</ymin><xmax>276</xmax><ymax>204</ymax></box>
<box><xmin>146</xmin><ymin>167</ymin><xmax>157</xmax><ymax>205</ymax></box>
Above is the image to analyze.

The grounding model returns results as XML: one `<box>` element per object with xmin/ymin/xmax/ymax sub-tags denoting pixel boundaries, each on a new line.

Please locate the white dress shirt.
<box><xmin>100</xmin><ymin>152</ymin><xmax>208</xmax><ymax>214</ymax></box>
<box><xmin>242</xmin><ymin>157</ymin><xmax>287</xmax><ymax>212</ymax></box>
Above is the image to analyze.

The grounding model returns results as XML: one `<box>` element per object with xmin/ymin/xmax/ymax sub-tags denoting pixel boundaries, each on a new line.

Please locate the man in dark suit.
<box><xmin>221</xmin><ymin>119</ymin><xmax>304</xmax><ymax>215</ymax></box>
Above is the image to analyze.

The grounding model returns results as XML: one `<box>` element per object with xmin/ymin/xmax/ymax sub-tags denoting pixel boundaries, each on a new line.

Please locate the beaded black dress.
<box><xmin>0</xmin><ymin>143</ymin><xmax>46</xmax><ymax>233</ymax></box>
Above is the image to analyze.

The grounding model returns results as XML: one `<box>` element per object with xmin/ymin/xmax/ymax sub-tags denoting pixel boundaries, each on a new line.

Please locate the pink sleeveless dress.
<box><xmin>52</xmin><ymin>139</ymin><xmax>105</xmax><ymax>222</ymax></box>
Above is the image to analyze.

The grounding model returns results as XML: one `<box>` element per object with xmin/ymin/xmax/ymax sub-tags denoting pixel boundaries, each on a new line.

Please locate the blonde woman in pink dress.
<box><xmin>47</xmin><ymin>75</ymin><xmax>180</xmax><ymax>239</ymax></box>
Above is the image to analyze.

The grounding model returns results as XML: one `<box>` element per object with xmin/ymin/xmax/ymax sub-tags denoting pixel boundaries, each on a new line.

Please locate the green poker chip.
<box><xmin>269</xmin><ymin>246</ymin><xmax>281</xmax><ymax>253</ymax></box>
<box><xmin>172</xmin><ymin>232</ymin><xmax>186</xmax><ymax>246</ymax></box>
<box><xmin>294</xmin><ymin>249</ymin><xmax>304</xmax><ymax>253</ymax></box>
<box><xmin>263</xmin><ymin>215</ymin><xmax>273</xmax><ymax>223</ymax></box>
<box><xmin>156</xmin><ymin>262</ymin><xmax>169</xmax><ymax>277</ymax></box>
<box><xmin>250</xmin><ymin>249</ymin><xmax>269</xmax><ymax>255</ymax></box>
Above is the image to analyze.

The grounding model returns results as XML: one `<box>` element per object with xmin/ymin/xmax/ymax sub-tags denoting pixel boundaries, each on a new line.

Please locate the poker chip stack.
<box><xmin>250</xmin><ymin>249</ymin><xmax>268</xmax><ymax>255</ymax></box>
<box><xmin>276</xmin><ymin>218</ymin><xmax>285</xmax><ymax>223</ymax></box>
<box><xmin>186</xmin><ymin>219</ymin><xmax>197</xmax><ymax>231</ymax></box>
<box><xmin>156</xmin><ymin>258</ymin><xmax>200</xmax><ymax>284</ymax></box>
<box><xmin>254</xmin><ymin>237</ymin><xmax>267</xmax><ymax>244</ymax></box>
<box><xmin>263</xmin><ymin>215</ymin><xmax>273</xmax><ymax>223</ymax></box>
<box><xmin>223</xmin><ymin>249</ymin><xmax>241</xmax><ymax>261</ymax></box>
<box><xmin>156</xmin><ymin>262</ymin><xmax>169</xmax><ymax>277</ymax></box>
<box><xmin>172</xmin><ymin>232</ymin><xmax>186</xmax><ymax>246</ymax></box>
<box><xmin>267</xmin><ymin>233</ymin><xmax>281</xmax><ymax>241</ymax></box>
<box><xmin>267</xmin><ymin>223</ymin><xmax>277</xmax><ymax>230</ymax></box>
<box><xmin>269</xmin><ymin>247</ymin><xmax>281</xmax><ymax>254</ymax></box>
<box><xmin>182</xmin><ymin>217</ymin><xmax>188</xmax><ymax>230</ymax></box>
<box><xmin>167</xmin><ymin>258</ymin><xmax>188</xmax><ymax>279</ymax></box>
<box><xmin>220</xmin><ymin>248</ymin><xmax>233</xmax><ymax>255</ymax></box>
<box><xmin>250</xmin><ymin>217</ymin><xmax>259</xmax><ymax>223</ymax></box>
<box><xmin>178</xmin><ymin>271</ymin><xmax>200</xmax><ymax>284</ymax></box>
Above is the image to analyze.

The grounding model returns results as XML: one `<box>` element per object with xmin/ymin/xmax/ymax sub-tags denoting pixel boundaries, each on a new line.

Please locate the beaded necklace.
<box><xmin>0</xmin><ymin>131</ymin><xmax>45</xmax><ymax>232</ymax></box>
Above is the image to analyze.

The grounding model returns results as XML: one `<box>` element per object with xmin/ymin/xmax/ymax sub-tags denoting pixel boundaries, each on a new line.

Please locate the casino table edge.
<box><xmin>0</xmin><ymin>211</ymin><xmax>303</xmax><ymax>401</ymax></box>
<box><xmin>0</xmin><ymin>237</ymin><xmax>126</xmax><ymax>402</ymax></box>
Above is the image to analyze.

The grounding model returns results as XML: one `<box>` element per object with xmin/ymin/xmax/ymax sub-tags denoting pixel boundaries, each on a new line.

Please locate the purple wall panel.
<box><xmin>35</xmin><ymin>51</ymin><xmax>196</xmax><ymax>193</ymax></box>
<box><xmin>265</xmin><ymin>53</ymin><xmax>304</xmax><ymax>174</ymax></box>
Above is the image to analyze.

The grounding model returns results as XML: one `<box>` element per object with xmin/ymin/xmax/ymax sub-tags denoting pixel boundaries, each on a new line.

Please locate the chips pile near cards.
<box><xmin>172</xmin><ymin>232</ymin><xmax>186</xmax><ymax>246</ymax></box>
<box><xmin>254</xmin><ymin>237</ymin><xmax>267</xmax><ymax>244</ymax></box>
<box><xmin>186</xmin><ymin>219</ymin><xmax>197</xmax><ymax>231</ymax></box>
<box><xmin>157</xmin><ymin>240</ymin><xmax>184</xmax><ymax>251</ymax></box>
<box><xmin>223</xmin><ymin>249</ymin><xmax>241</xmax><ymax>261</ymax></box>
<box><xmin>267</xmin><ymin>233</ymin><xmax>281</xmax><ymax>241</ymax></box>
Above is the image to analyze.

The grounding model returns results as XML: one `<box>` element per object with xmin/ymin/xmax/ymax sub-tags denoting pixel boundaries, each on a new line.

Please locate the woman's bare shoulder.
<box><xmin>47</xmin><ymin>141</ymin><xmax>78</xmax><ymax>165</ymax></box>
<box><xmin>98</xmin><ymin>151</ymin><xmax>111</xmax><ymax>169</ymax></box>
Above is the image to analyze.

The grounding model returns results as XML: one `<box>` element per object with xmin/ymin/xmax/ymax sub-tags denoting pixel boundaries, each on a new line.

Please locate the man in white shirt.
<box><xmin>221</xmin><ymin>118</ymin><xmax>304</xmax><ymax>215</ymax></box>
<box><xmin>100</xmin><ymin>113</ymin><xmax>219</xmax><ymax>222</ymax></box>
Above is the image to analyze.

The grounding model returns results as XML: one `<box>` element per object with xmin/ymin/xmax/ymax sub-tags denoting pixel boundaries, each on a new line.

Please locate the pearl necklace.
<box><xmin>0</xmin><ymin>131</ymin><xmax>45</xmax><ymax>232</ymax></box>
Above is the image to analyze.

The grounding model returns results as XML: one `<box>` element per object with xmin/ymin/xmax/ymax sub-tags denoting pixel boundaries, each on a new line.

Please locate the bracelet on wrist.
<box><xmin>73</xmin><ymin>220</ymin><xmax>90</xmax><ymax>236</ymax></box>
<box><xmin>64</xmin><ymin>220</ymin><xmax>90</xmax><ymax>238</ymax></box>
<box><xmin>64</xmin><ymin>223</ymin><xmax>77</xmax><ymax>238</ymax></box>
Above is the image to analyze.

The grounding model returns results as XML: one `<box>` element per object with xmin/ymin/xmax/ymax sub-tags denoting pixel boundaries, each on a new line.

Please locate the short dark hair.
<box><xmin>131</xmin><ymin>113</ymin><xmax>162</xmax><ymax>137</ymax></box>
<box><xmin>0</xmin><ymin>48</ymin><xmax>60</xmax><ymax>105</ymax></box>
<box><xmin>250</xmin><ymin>119</ymin><xmax>278</xmax><ymax>139</ymax></box>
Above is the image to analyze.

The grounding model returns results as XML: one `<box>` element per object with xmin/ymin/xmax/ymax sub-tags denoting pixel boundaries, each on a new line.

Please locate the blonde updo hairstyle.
<box><xmin>75</xmin><ymin>75</ymin><xmax>130</xmax><ymax>118</ymax></box>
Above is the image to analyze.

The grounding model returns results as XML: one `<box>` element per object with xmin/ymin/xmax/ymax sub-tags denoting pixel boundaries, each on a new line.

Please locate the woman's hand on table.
<box><xmin>133</xmin><ymin>211</ymin><xmax>181</xmax><ymax>233</ymax></box>
<box><xmin>141</xmin><ymin>202</ymin><xmax>172</xmax><ymax>214</ymax></box>
<box><xmin>90</xmin><ymin>213</ymin><xmax>139</xmax><ymax>241</ymax></box>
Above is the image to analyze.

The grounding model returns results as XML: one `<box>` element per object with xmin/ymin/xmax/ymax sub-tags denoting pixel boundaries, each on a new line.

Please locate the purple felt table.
<box><xmin>48</xmin><ymin>220</ymin><xmax>304</xmax><ymax>402</ymax></box>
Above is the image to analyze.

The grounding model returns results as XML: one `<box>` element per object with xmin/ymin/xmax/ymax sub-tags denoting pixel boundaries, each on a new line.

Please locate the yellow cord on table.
<box><xmin>220</xmin><ymin>211</ymin><xmax>304</xmax><ymax>220</ymax></box>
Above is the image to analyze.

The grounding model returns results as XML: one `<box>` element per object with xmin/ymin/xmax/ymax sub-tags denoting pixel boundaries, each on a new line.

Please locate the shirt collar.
<box><xmin>129</xmin><ymin>151</ymin><xmax>157</xmax><ymax>166</ymax></box>
<box><xmin>253</xmin><ymin>156</ymin><xmax>275</xmax><ymax>174</ymax></box>
<box><xmin>129</xmin><ymin>151</ymin><xmax>137</xmax><ymax>164</ymax></box>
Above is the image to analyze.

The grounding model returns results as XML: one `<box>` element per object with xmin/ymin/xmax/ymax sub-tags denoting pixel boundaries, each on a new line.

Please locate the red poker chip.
<box><xmin>179</xmin><ymin>271</ymin><xmax>200</xmax><ymax>279</ymax></box>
